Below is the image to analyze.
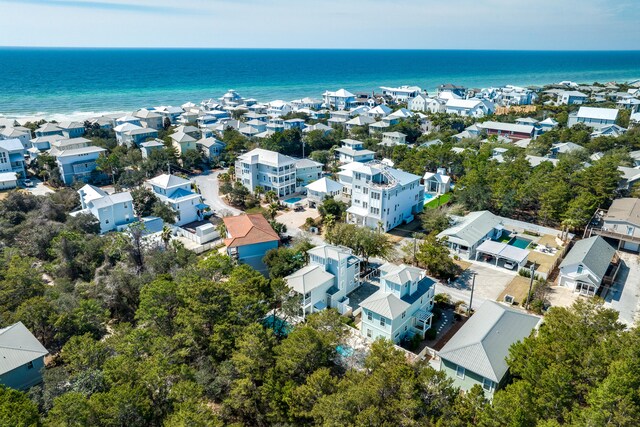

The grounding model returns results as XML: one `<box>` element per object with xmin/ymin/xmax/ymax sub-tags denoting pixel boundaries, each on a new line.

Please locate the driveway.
<box><xmin>435</xmin><ymin>261</ymin><xmax>515</xmax><ymax>311</ymax></box>
<box><xmin>604</xmin><ymin>251</ymin><xmax>640</xmax><ymax>327</ymax></box>
<box><xmin>24</xmin><ymin>178</ymin><xmax>54</xmax><ymax>196</ymax></box>
<box><xmin>191</xmin><ymin>170</ymin><xmax>242</xmax><ymax>216</ymax></box>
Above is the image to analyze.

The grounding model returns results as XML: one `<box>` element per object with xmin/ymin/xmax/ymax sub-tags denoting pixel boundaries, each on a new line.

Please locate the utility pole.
<box><xmin>525</xmin><ymin>263</ymin><xmax>536</xmax><ymax>310</ymax></box>
<box><xmin>467</xmin><ymin>272</ymin><xmax>476</xmax><ymax>315</ymax></box>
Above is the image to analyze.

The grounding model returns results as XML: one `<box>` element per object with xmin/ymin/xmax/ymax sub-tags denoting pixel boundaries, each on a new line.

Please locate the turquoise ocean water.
<box><xmin>0</xmin><ymin>48</ymin><xmax>639</xmax><ymax>117</ymax></box>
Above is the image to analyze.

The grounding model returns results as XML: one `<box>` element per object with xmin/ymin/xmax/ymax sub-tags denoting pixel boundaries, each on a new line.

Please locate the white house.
<box><xmin>568</xmin><ymin>107</ymin><xmax>619</xmax><ymax>130</ymax></box>
<box><xmin>558</xmin><ymin>236</ymin><xmax>616</xmax><ymax>297</ymax></box>
<box><xmin>381</xmin><ymin>131</ymin><xmax>407</xmax><ymax>146</ymax></box>
<box><xmin>367</xmin><ymin>104</ymin><xmax>393</xmax><ymax>119</ymax></box>
<box><xmin>0</xmin><ymin>127</ymin><xmax>32</xmax><ymax>148</ymax></box>
<box><xmin>557</xmin><ymin>90</ymin><xmax>588</xmax><ymax>105</ymax></box>
<box><xmin>445</xmin><ymin>99</ymin><xmax>494</xmax><ymax>117</ymax></box>
<box><xmin>305</xmin><ymin>177</ymin><xmax>343</xmax><ymax>208</ymax></box>
<box><xmin>345</xmin><ymin>115</ymin><xmax>375</xmax><ymax>131</ymax></box>
<box><xmin>286</xmin><ymin>245</ymin><xmax>361</xmax><ymax>318</ymax></box>
<box><xmin>134</xmin><ymin>109</ymin><xmax>164</xmax><ymax>130</ymax></box>
<box><xmin>114</xmin><ymin>123</ymin><xmax>158</xmax><ymax>146</ymax></box>
<box><xmin>360</xmin><ymin>263</ymin><xmax>436</xmax><ymax>344</ymax></box>
<box><xmin>0</xmin><ymin>172</ymin><xmax>18</xmax><ymax>190</ymax></box>
<box><xmin>323</xmin><ymin>88</ymin><xmax>357</xmax><ymax>110</ymax></box>
<box><xmin>423</xmin><ymin>168</ymin><xmax>451</xmax><ymax>195</ymax></box>
<box><xmin>266</xmin><ymin>100</ymin><xmax>292</xmax><ymax>117</ymax></box>
<box><xmin>437</xmin><ymin>211</ymin><xmax>503</xmax><ymax>260</ymax></box>
<box><xmin>380</xmin><ymin>85</ymin><xmax>423</xmax><ymax>101</ymax></box>
<box><xmin>235</xmin><ymin>148</ymin><xmax>298</xmax><ymax>197</ymax></box>
<box><xmin>340</xmin><ymin>161</ymin><xmax>423</xmax><ymax>232</ymax></box>
<box><xmin>146</xmin><ymin>174</ymin><xmax>207</xmax><ymax>226</ymax></box>
<box><xmin>295</xmin><ymin>158</ymin><xmax>323</xmax><ymax>190</ymax></box>
<box><xmin>334</xmin><ymin>139</ymin><xmax>376</xmax><ymax>164</ymax></box>
<box><xmin>75</xmin><ymin>184</ymin><xmax>135</xmax><ymax>233</ymax></box>
<box><xmin>0</xmin><ymin>138</ymin><xmax>27</xmax><ymax>178</ymax></box>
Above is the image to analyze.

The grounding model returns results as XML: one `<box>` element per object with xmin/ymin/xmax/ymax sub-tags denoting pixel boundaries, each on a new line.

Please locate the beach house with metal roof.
<box><xmin>146</xmin><ymin>173</ymin><xmax>207</xmax><ymax>226</ymax></box>
<box><xmin>589</xmin><ymin>198</ymin><xmax>640</xmax><ymax>252</ymax></box>
<box><xmin>74</xmin><ymin>184</ymin><xmax>135</xmax><ymax>234</ymax></box>
<box><xmin>558</xmin><ymin>236</ymin><xmax>616</xmax><ymax>297</ymax></box>
<box><xmin>322</xmin><ymin>88</ymin><xmax>357</xmax><ymax>110</ymax></box>
<box><xmin>568</xmin><ymin>107</ymin><xmax>619</xmax><ymax>130</ymax></box>
<box><xmin>55</xmin><ymin>145</ymin><xmax>107</xmax><ymax>185</ymax></box>
<box><xmin>437</xmin><ymin>211</ymin><xmax>503</xmax><ymax>260</ymax></box>
<box><xmin>235</xmin><ymin>148</ymin><xmax>298</xmax><ymax>197</ymax></box>
<box><xmin>0</xmin><ymin>138</ymin><xmax>27</xmax><ymax>178</ymax></box>
<box><xmin>359</xmin><ymin>263</ymin><xmax>436</xmax><ymax>344</ymax></box>
<box><xmin>335</xmin><ymin>139</ymin><xmax>376</xmax><ymax>164</ymax></box>
<box><xmin>305</xmin><ymin>177</ymin><xmax>343</xmax><ymax>208</ymax></box>
<box><xmin>557</xmin><ymin>90</ymin><xmax>589</xmax><ymax>105</ymax></box>
<box><xmin>437</xmin><ymin>301</ymin><xmax>540</xmax><ymax>397</ymax></box>
<box><xmin>445</xmin><ymin>98</ymin><xmax>495</xmax><ymax>117</ymax></box>
<box><xmin>0</xmin><ymin>322</ymin><xmax>48</xmax><ymax>390</ymax></box>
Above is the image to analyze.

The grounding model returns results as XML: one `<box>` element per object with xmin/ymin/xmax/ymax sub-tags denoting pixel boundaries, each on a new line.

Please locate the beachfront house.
<box><xmin>235</xmin><ymin>148</ymin><xmax>298</xmax><ymax>198</ymax></box>
<box><xmin>568</xmin><ymin>107</ymin><xmax>619</xmax><ymax>130</ymax></box>
<box><xmin>223</xmin><ymin>213</ymin><xmax>280</xmax><ymax>274</ymax></box>
<box><xmin>359</xmin><ymin>263</ymin><xmax>436</xmax><ymax>344</ymax></box>
<box><xmin>57</xmin><ymin>121</ymin><xmax>85</xmax><ymax>139</ymax></box>
<box><xmin>340</xmin><ymin>160</ymin><xmax>423</xmax><ymax>232</ymax></box>
<box><xmin>75</xmin><ymin>184</ymin><xmax>135</xmax><ymax>234</ymax></box>
<box><xmin>423</xmin><ymin>168</ymin><xmax>451</xmax><ymax>195</ymax></box>
<box><xmin>305</xmin><ymin>177</ymin><xmax>343</xmax><ymax>208</ymax></box>
<box><xmin>0</xmin><ymin>138</ymin><xmax>27</xmax><ymax>178</ymax></box>
<box><xmin>285</xmin><ymin>245</ymin><xmax>361</xmax><ymax>318</ymax></box>
<box><xmin>146</xmin><ymin>174</ymin><xmax>207</xmax><ymax>226</ymax></box>
<box><xmin>295</xmin><ymin>158</ymin><xmax>323</xmax><ymax>190</ymax></box>
<box><xmin>380</xmin><ymin>85</ymin><xmax>423</xmax><ymax>102</ymax></box>
<box><xmin>438</xmin><ymin>301</ymin><xmax>540</xmax><ymax>398</ymax></box>
<box><xmin>558</xmin><ymin>236</ymin><xmax>616</xmax><ymax>297</ymax></box>
<box><xmin>335</xmin><ymin>139</ymin><xmax>376</xmax><ymax>164</ymax></box>
<box><xmin>0</xmin><ymin>322</ymin><xmax>49</xmax><ymax>391</ymax></box>
<box><xmin>35</xmin><ymin>123</ymin><xmax>63</xmax><ymax>138</ymax></box>
<box><xmin>323</xmin><ymin>89</ymin><xmax>357</xmax><ymax>110</ymax></box>
<box><xmin>438</xmin><ymin>84</ymin><xmax>467</xmax><ymax>98</ymax></box>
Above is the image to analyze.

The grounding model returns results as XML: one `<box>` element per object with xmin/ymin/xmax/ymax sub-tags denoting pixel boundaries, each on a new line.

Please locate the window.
<box><xmin>401</xmin><ymin>311</ymin><xmax>406</xmax><ymax>319</ymax></box>
<box><xmin>456</xmin><ymin>366</ymin><xmax>465</xmax><ymax>379</ymax></box>
<box><xmin>380</xmin><ymin>317</ymin><xmax>386</xmax><ymax>327</ymax></box>
<box><xmin>367</xmin><ymin>329</ymin><xmax>372</xmax><ymax>338</ymax></box>
<box><xmin>482</xmin><ymin>378</ymin><xmax>494</xmax><ymax>392</ymax></box>
<box><xmin>27</xmin><ymin>361</ymin><xmax>34</xmax><ymax>369</ymax></box>
<box><xmin>367</xmin><ymin>311</ymin><xmax>372</xmax><ymax>321</ymax></box>
<box><xmin>577</xmin><ymin>265</ymin><xmax>583</xmax><ymax>274</ymax></box>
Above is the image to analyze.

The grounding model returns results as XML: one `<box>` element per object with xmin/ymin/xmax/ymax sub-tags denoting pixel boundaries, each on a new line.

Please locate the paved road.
<box><xmin>604</xmin><ymin>251</ymin><xmax>640</xmax><ymax>327</ymax></box>
<box><xmin>191</xmin><ymin>171</ymin><xmax>242</xmax><ymax>216</ymax></box>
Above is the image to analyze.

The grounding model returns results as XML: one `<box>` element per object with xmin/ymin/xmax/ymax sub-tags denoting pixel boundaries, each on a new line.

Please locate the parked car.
<box><xmin>23</xmin><ymin>179</ymin><xmax>33</xmax><ymax>188</ymax></box>
<box><xmin>503</xmin><ymin>260</ymin><xmax>516</xmax><ymax>270</ymax></box>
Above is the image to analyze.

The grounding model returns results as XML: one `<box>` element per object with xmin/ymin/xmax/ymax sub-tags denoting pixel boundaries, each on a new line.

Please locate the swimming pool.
<box><xmin>263</xmin><ymin>314</ymin><xmax>292</xmax><ymax>336</ymax></box>
<box><xmin>423</xmin><ymin>194</ymin><xmax>434</xmax><ymax>204</ymax></box>
<box><xmin>509</xmin><ymin>236</ymin><xmax>532</xmax><ymax>249</ymax></box>
<box><xmin>336</xmin><ymin>345</ymin><xmax>354</xmax><ymax>357</ymax></box>
<box><xmin>284</xmin><ymin>197</ymin><xmax>303</xmax><ymax>205</ymax></box>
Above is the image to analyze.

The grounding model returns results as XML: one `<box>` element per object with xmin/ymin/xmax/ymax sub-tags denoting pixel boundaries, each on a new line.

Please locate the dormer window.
<box><xmin>577</xmin><ymin>265</ymin><xmax>583</xmax><ymax>274</ymax></box>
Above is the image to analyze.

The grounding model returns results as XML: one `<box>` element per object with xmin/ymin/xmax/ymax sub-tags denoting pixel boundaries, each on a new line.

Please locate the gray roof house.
<box><xmin>0</xmin><ymin>322</ymin><xmax>48</xmax><ymax>390</ymax></box>
<box><xmin>437</xmin><ymin>211</ymin><xmax>503</xmax><ymax>260</ymax></box>
<box><xmin>558</xmin><ymin>236</ymin><xmax>616</xmax><ymax>297</ymax></box>
<box><xmin>438</xmin><ymin>301</ymin><xmax>540</xmax><ymax>397</ymax></box>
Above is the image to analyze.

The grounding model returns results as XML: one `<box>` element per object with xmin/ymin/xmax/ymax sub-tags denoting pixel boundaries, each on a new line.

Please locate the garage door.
<box><xmin>622</xmin><ymin>241</ymin><xmax>640</xmax><ymax>253</ymax></box>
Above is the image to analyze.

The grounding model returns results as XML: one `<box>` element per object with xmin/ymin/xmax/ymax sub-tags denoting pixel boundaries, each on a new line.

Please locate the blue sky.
<box><xmin>1</xmin><ymin>0</ymin><xmax>639</xmax><ymax>49</ymax></box>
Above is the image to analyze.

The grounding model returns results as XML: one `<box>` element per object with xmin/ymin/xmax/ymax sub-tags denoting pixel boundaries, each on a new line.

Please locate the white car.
<box><xmin>503</xmin><ymin>260</ymin><xmax>517</xmax><ymax>270</ymax></box>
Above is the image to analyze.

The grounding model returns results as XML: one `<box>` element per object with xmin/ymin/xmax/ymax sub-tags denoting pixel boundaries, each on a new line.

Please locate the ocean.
<box><xmin>1</xmin><ymin>48</ymin><xmax>639</xmax><ymax>119</ymax></box>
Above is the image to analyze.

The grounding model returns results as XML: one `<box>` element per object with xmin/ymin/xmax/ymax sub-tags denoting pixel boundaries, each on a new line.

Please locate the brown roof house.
<box><xmin>222</xmin><ymin>213</ymin><xmax>280</xmax><ymax>274</ymax></box>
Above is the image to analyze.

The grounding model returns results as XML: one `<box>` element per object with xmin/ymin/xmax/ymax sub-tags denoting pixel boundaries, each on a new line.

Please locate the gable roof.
<box><xmin>605</xmin><ymin>198</ymin><xmax>640</xmax><ymax>227</ymax></box>
<box><xmin>147</xmin><ymin>173</ymin><xmax>190</xmax><ymax>189</ymax></box>
<box><xmin>438</xmin><ymin>301</ymin><xmax>540</xmax><ymax>382</ymax></box>
<box><xmin>560</xmin><ymin>236</ymin><xmax>615</xmax><ymax>282</ymax></box>
<box><xmin>285</xmin><ymin>265</ymin><xmax>335</xmax><ymax>294</ymax></box>
<box><xmin>576</xmin><ymin>106</ymin><xmax>619</xmax><ymax>121</ymax></box>
<box><xmin>223</xmin><ymin>214</ymin><xmax>280</xmax><ymax>248</ymax></box>
<box><xmin>0</xmin><ymin>322</ymin><xmax>48</xmax><ymax>376</ymax></box>
<box><xmin>237</xmin><ymin>148</ymin><xmax>297</xmax><ymax>166</ymax></box>
<box><xmin>305</xmin><ymin>177</ymin><xmax>343</xmax><ymax>194</ymax></box>
<box><xmin>437</xmin><ymin>211</ymin><xmax>501</xmax><ymax>246</ymax></box>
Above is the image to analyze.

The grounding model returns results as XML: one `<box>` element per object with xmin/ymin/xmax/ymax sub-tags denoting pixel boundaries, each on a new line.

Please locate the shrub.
<box><xmin>434</xmin><ymin>293</ymin><xmax>451</xmax><ymax>305</ymax></box>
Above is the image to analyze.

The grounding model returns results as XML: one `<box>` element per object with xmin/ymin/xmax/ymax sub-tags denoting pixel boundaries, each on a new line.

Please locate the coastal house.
<box><xmin>170</xmin><ymin>131</ymin><xmax>197</xmax><ymax>156</ymax></box>
<box><xmin>266</xmin><ymin>100</ymin><xmax>292</xmax><ymax>117</ymax></box>
<box><xmin>140</xmin><ymin>140</ymin><xmax>166</xmax><ymax>159</ymax></box>
<box><xmin>323</xmin><ymin>88</ymin><xmax>357</xmax><ymax>110</ymax></box>
<box><xmin>380</xmin><ymin>85</ymin><xmax>423</xmax><ymax>101</ymax></box>
<box><xmin>408</xmin><ymin>93</ymin><xmax>433</xmax><ymax>112</ymax></box>
<box><xmin>284</xmin><ymin>118</ymin><xmax>306</xmax><ymax>131</ymax></box>
<box><xmin>568</xmin><ymin>107</ymin><xmax>619</xmax><ymax>130</ymax></box>
<box><xmin>134</xmin><ymin>109</ymin><xmax>164</xmax><ymax>130</ymax></box>
<box><xmin>294</xmin><ymin>158</ymin><xmax>323</xmax><ymax>190</ymax></box>
<box><xmin>291</xmin><ymin>97</ymin><xmax>323</xmax><ymax>110</ymax></box>
<box><xmin>75</xmin><ymin>184</ymin><xmax>135</xmax><ymax>234</ymax></box>
<box><xmin>367</xmin><ymin>104</ymin><xmax>393</xmax><ymax>119</ymax></box>
<box><xmin>477</xmin><ymin>121</ymin><xmax>536</xmax><ymax>140</ymax></box>
<box><xmin>146</xmin><ymin>174</ymin><xmax>207</xmax><ymax>226</ymax></box>
<box><xmin>223</xmin><ymin>213</ymin><xmax>280</xmax><ymax>274</ymax></box>
<box><xmin>341</xmin><ymin>161</ymin><xmax>423</xmax><ymax>232</ymax></box>
<box><xmin>335</xmin><ymin>139</ymin><xmax>376</xmax><ymax>164</ymax></box>
<box><xmin>345</xmin><ymin>115</ymin><xmax>375</xmax><ymax>131</ymax></box>
<box><xmin>538</xmin><ymin>117</ymin><xmax>559</xmax><ymax>132</ymax></box>
<box><xmin>0</xmin><ymin>322</ymin><xmax>48</xmax><ymax>391</ymax></box>
<box><xmin>197</xmin><ymin>137</ymin><xmax>226</xmax><ymax>161</ymax></box>
<box><xmin>57</xmin><ymin>121</ymin><xmax>85</xmax><ymax>139</ymax></box>
<box><xmin>359</xmin><ymin>263</ymin><xmax>436</xmax><ymax>344</ymax></box>
<box><xmin>438</xmin><ymin>301</ymin><xmax>540</xmax><ymax>398</ymax></box>
<box><xmin>0</xmin><ymin>127</ymin><xmax>32</xmax><ymax>148</ymax></box>
<box><xmin>114</xmin><ymin>123</ymin><xmax>158</xmax><ymax>146</ymax></box>
<box><xmin>235</xmin><ymin>148</ymin><xmax>298</xmax><ymax>198</ymax></box>
<box><xmin>557</xmin><ymin>90</ymin><xmax>589</xmax><ymax>105</ymax></box>
<box><xmin>219</xmin><ymin>89</ymin><xmax>245</xmax><ymax>106</ymax></box>
<box><xmin>437</xmin><ymin>211</ymin><xmax>503</xmax><ymax>260</ymax></box>
<box><xmin>423</xmin><ymin>168</ymin><xmax>451</xmax><ymax>195</ymax></box>
<box><xmin>548</xmin><ymin>142</ymin><xmax>585</xmax><ymax>158</ymax></box>
<box><xmin>0</xmin><ymin>138</ymin><xmax>27</xmax><ymax>178</ymax></box>
<box><xmin>0</xmin><ymin>172</ymin><xmax>18</xmax><ymax>190</ymax></box>
<box><xmin>35</xmin><ymin>123</ymin><xmax>63</xmax><ymax>138</ymax></box>
<box><xmin>558</xmin><ymin>236</ymin><xmax>616</xmax><ymax>297</ymax></box>
<box><xmin>381</xmin><ymin>131</ymin><xmax>407</xmax><ymax>146</ymax></box>
<box><xmin>285</xmin><ymin>245</ymin><xmax>361</xmax><ymax>318</ymax></box>
<box><xmin>445</xmin><ymin>99</ymin><xmax>494</xmax><ymax>117</ymax></box>
<box><xmin>589</xmin><ymin>198</ymin><xmax>640</xmax><ymax>252</ymax></box>
<box><xmin>155</xmin><ymin>106</ymin><xmax>184</xmax><ymax>124</ymax></box>
<box><xmin>303</xmin><ymin>123</ymin><xmax>333</xmax><ymax>135</ymax></box>
<box><xmin>369</xmin><ymin>121</ymin><xmax>391</xmax><ymax>135</ymax></box>
<box><xmin>305</xmin><ymin>177</ymin><xmax>343</xmax><ymax>208</ymax></box>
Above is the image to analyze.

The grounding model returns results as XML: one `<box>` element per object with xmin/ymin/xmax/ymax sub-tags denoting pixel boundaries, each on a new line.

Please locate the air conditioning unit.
<box><xmin>504</xmin><ymin>294</ymin><xmax>515</xmax><ymax>304</ymax></box>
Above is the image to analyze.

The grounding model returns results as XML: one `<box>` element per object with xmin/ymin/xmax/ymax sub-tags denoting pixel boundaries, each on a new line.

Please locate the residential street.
<box><xmin>191</xmin><ymin>170</ymin><xmax>242</xmax><ymax>216</ymax></box>
<box><xmin>604</xmin><ymin>251</ymin><xmax>640</xmax><ymax>327</ymax></box>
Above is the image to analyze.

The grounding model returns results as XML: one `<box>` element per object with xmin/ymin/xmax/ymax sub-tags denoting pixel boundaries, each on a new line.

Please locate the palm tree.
<box><xmin>264</xmin><ymin>190</ymin><xmax>278</xmax><ymax>204</ymax></box>
<box><xmin>267</xmin><ymin>203</ymin><xmax>279</xmax><ymax>220</ymax></box>
<box><xmin>161</xmin><ymin>225</ymin><xmax>172</xmax><ymax>249</ymax></box>
<box><xmin>254</xmin><ymin>185</ymin><xmax>265</xmax><ymax>201</ymax></box>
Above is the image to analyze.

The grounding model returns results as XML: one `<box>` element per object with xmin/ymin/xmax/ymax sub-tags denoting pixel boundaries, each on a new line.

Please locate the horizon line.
<box><xmin>2</xmin><ymin>46</ymin><xmax>640</xmax><ymax>53</ymax></box>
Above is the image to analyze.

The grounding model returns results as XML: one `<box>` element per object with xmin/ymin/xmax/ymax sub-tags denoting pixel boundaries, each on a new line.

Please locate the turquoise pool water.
<box><xmin>263</xmin><ymin>314</ymin><xmax>292</xmax><ymax>336</ymax></box>
<box><xmin>284</xmin><ymin>197</ymin><xmax>303</xmax><ymax>204</ymax></box>
<box><xmin>423</xmin><ymin>194</ymin><xmax>434</xmax><ymax>204</ymax></box>
<box><xmin>336</xmin><ymin>345</ymin><xmax>354</xmax><ymax>357</ymax></box>
<box><xmin>509</xmin><ymin>236</ymin><xmax>532</xmax><ymax>249</ymax></box>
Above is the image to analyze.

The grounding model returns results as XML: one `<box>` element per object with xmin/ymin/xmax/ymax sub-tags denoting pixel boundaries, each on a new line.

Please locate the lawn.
<box><xmin>498</xmin><ymin>275</ymin><xmax>533</xmax><ymax>306</ymax></box>
<box><xmin>245</xmin><ymin>206</ymin><xmax>269</xmax><ymax>216</ymax></box>
<box><xmin>424</xmin><ymin>193</ymin><xmax>451</xmax><ymax>209</ymax></box>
